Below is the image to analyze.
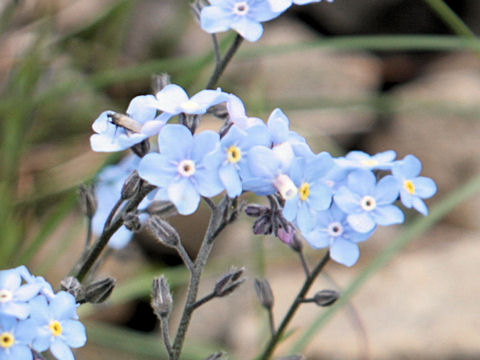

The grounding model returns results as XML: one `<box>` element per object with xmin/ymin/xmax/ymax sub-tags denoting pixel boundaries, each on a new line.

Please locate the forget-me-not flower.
<box><xmin>226</xmin><ymin>95</ymin><xmax>265</xmax><ymax>129</ymax></box>
<box><xmin>90</xmin><ymin>95</ymin><xmax>169</xmax><ymax>152</ymax></box>
<box><xmin>304</xmin><ymin>205</ymin><xmax>374</xmax><ymax>266</ymax></box>
<box><xmin>0</xmin><ymin>270</ymin><xmax>41</xmax><ymax>320</ymax></box>
<box><xmin>29</xmin><ymin>292</ymin><xmax>86</xmax><ymax>360</ymax></box>
<box><xmin>138</xmin><ymin>124</ymin><xmax>224</xmax><ymax>215</ymax></box>
<box><xmin>282</xmin><ymin>153</ymin><xmax>334</xmax><ymax>233</ymax></box>
<box><xmin>336</xmin><ymin>150</ymin><xmax>397</xmax><ymax>171</ymax></box>
<box><xmin>392</xmin><ymin>154</ymin><xmax>437</xmax><ymax>215</ymax></box>
<box><xmin>214</xmin><ymin>124</ymin><xmax>270</xmax><ymax>197</ymax></box>
<box><xmin>334</xmin><ymin>170</ymin><xmax>404</xmax><ymax>233</ymax></box>
<box><xmin>201</xmin><ymin>0</ymin><xmax>281</xmax><ymax>42</ymax></box>
<box><xmin>0</xmin><ymin>315</ymin><xmax>36</xmax><ymax>360</ymax></box>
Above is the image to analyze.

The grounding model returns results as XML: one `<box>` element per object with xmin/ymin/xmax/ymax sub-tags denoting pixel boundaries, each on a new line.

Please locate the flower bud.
<box><xmin>121</xmin><ymin>170</ymin><xmax>141</xmax><ymax>200</ymax></box>
<box><xmin>253</xmin><ymin>215</ymin><xmax>273</xmax><ymax>235</ymax></box>
<box><xmin>151</xmin><ymin>276</ymin><xmax>173</xmax><ymax>319</ymax></box>
<box><xmin>245</xmin><ymin>204</ymin><xmax>269</xmax><ymax>218</ymax></box>
<box><xmin>84</xmin><ymin>277</ymin><xmax>116</xmax><ymax>304</ymax></box>
<box><xmin>214</xmin><ymin>267</ymin><xmax>245</xmax><ymax>298</ymax></box>
<box><xmin>123</xmin><ymin>212</ymin><xmax>141</xmax><ymax>232</ymax></box>
<box><xmin>276</xmin><ymin>225</ymin><xmax>295</xmax><ymax>245</ymax></box>
<box><xmin>60</xmin><ymin>276</ymin><xmax>85</xmax><ymax>303</ymax></box>
<box><xmin>78</xmin><ymin>184</ymin><xmax>97</xmax><ymax>219</ymax></box>
<box><xmin>254</xmin><ymin>278</ymin><xmax>274</xmax><ymax>309</ymax></box>
<box><xmin>313</xmin><ymin>289</ymin><xmax>340</xmax><ymax>307</ymax></box>
<box><xmin>146</xmin><ymin>215</ymin><xmax>180</xmax><ymax>248</ymax></box>
<box><xmin>131</xmin><ymin>139</ymin><xmax>150</xmax><ymax>158</ymax></box>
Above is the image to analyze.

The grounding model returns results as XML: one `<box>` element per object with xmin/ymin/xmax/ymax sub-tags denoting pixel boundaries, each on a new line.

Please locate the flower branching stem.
<box><xmin>257</xmin><ymin>251</ymin><xmax>330</xmax><ymax>360</ymax></box>
<box><xmin>206</xmin><ymin>34</ymin><xmax>243</xmax><ymax>89</ymax></box>
<box><xmin>171</xmin><ymin>196</ymin><xmax>236</xmax><ymax>359</ymax></box>
<box><xmin>70</xmin><ymin>179</ymin><xmax>155</xmax><ymax>283</ymax></box>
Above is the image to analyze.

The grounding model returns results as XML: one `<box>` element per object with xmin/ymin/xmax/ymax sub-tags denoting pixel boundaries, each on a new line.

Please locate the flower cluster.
<box><xmin>0</xmin><ymin>266</ymin><xmax>86</xmax><ymax>360</ymax></box>
<box><xmin>90</xmin><ymin>83</ymin><xmax>437</xmax><ymax>267</ymax></box>
<box><xmin>199</xmin><ymin>0</ymin><xmax>334</xmax><ymax>42</ymax></box>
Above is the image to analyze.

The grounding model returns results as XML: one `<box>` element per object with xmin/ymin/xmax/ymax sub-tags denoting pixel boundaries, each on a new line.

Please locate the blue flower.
<box><xmin>282</xmin><ymin>153</ymin><xmax>334</xmax><ymax>233</ymax></box>
<box><xmin>336</xmin><ymin>150</ymin><xmax>397</xmax><ymax>171</ymax></box>
<box><xmin>29</xmin><ymin>292</ymin><xmax>86</xmax><ymax>360</ymax></box>
<box><xmin>15</xmin><ymin>266</ymin><xmax>55</xmax><ymax>301</ymax></box>
<box><xmin>334</xmin><ymin>170</ymin><xmax>404</xmax><ymax>233</ymax></box>
<box><xmin>303</xmin><ymin>205</ymin><xmax>374</xmax><ymax>266</ymax></box>
<box><xmin>0</xmin><ymin>315</ymin><xmax>36</xmax><ymax>360</ymax></box>
<box><xmin>0</xmin><ymin>269</ymin><xmax>42</xmax><ymax>320</ymax></box>
<box><xmin>268</xmin><ymin>0</ymin><xmax>333</xmax><ymax>13</ymax></box>
<box><xmin>153</xmin><ymin>84</ymin><xmax>230</xmax><ymax>116</ymax></box>
<box><xmin>90</xmin><ymin>95</ymin><xmax>169</xmax><ymax>152</ymax></box>
<box><xmin>215</xmin><ymin>124</ymin><xmax>270</xmax><ymax>197</ymax></box>
<box><xmin>138</xmin><ymin>124</ymin><xmax>224</xmax><ymax>215</ymax></box>
<box><xmin>201</xmin><ymin>0</ymin><xmax>281</xmax><ymax>42</ymax></box>
<box><xmin>392</xmin><ymin>154</ymin><xmax>437</xmax><ymax>215</ymax></box>
<box><xmin>93</xmin><ymin>155</ymin><xmax>151</xmax><ymax>249</ymax></box>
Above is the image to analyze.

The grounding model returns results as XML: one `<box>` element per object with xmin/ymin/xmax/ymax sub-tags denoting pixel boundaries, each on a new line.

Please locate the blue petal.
<box><xmin>282</xmin><ymin>197</ymin><xmax>298</xmax><ymax>222</ymax></box>
<box><xmin>374</xmin><ymin>175</ymin><xmax>399</xmax><ymax>204</ymax></box>
<box><xmin>347</xmin><ymin>170</ymin><xmax>376</xmax><ymax>196</ymax></box>
<box><xmin>138</xmin><ymin>153</ymin><xmax>177</xmax><ymax>187</ymax></box>
<box><xmin>372</xmin><ymin>205</ymin><xmax>404</xmax><ymax>226</ymax></box>
<box><xmin>304</xmin><ymin>229</ymin><xmax>330</xmax><ymax>249</ymax></box>
<box><xmin>189</xmin><ymin>89</ymin><xmax>230</xmax><ymax>114</ymax></box>
<box><xmin>126</xmin><ymin>95</ymin><xmax>157</xmax><ymax>124</ymax></box>
<box><xmin>51</xmin><ymin>339</ymin><xmax>74</xmax><ymax>360</ymax></box>
<box><xmin>200</xmin><ymin>6</ymin><xmax>233</xmax><ymax>33</ymax></box>
<box><xmin>154</xmin><ymin>84</ymin><xmax>189</xmax><ymax>114</ymax></box>
<box><xmin>231</xmin><ymin>16</ymin><xmax>263</xmax><ymax>42</ymax></box>
<box><xmin>412</xmin><ymin>197</ymin><xmax>429</xmax><ymax>216</ymax></box>
<box><xmin>50</xmin><ymin>292</ymin><xmax>77</xmax><ymax>320</ymax></box>
<box><xmin>333</xmin><ymin>186</ymin><xmax>361</xmax><ymax>214</ymax></box>
<box><xmin>267</xmin><ymin>0</ymin><xmax>291</xmax><ymax>12</ymax></box>
<box><xmin>192</xmin><ymin>130</ymin><xmax>220</xmax><ymax>161</ymax></box>
<box><xmin>414</xmin><ymin>177</ymin><xmax>437</xmax><ymax>198</ymax></box>
<box><xmin>0</xmin><ymin>270</ymin><xmax>21</xmax><ymax>290</ymax></box>
<box><xmin>219</xmin><ymin>164</ymin><xmax>242</xmax><ymax>197</ymax></box>
<box><xmin>168</xmin><ymin>179</ymin><xmax>200</xmax><ymax>215</ymax></box>
<box><xmin>267</xmin><ymin>108</ymin><xmax>290</xmax><ymax>144</ymax></box>
<box><xmin>158</xmin><ymin>124</ymin><xmax>193</xmax><ymax>160</ymax></box>
<box><xmin>247</xmin><ymin>146</ymin><xmax>281</xmax><ymax>179</ymax></box>
<box><xmin>330</xmin><ymin>238</ymin><xmax>360</xmax><ymax>267</ymax></box>
<box><xmin>62</xmin><ymin>320</ymin><xmax>87</xmax><ymax>348</ymax></box>
<box><xmin>347</xmin><ymin>212</ymin><xmax>376</xmax><ymax>233</ymax></box>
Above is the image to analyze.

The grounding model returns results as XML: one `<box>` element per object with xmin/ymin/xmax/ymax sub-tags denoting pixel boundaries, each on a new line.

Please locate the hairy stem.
<box><xmin>257</xmin><ymin>251</ymin><xmax>330</xmax><ymax>360</ymax></box>
<box><xmin>206</xmin><ymin>34</ymin><xmax>243</xmax><ymax>89</ymax></box>
<box><xmin>171</xmin><ymin>197</ymin><xmax>232</xmax><ymax>359</ymax></box>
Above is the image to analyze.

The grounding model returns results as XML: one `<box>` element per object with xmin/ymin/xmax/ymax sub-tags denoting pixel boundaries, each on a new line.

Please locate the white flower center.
<box><xmin>233</xmin><ymin>1</ymin><xmax>249</xmax><ymax>15</ymax></box>
<box><xmin>360</xmin><ymin>195</ymin><xmax>377</xmax><ymax>211</ymax></box>
<box><xmin>327</xmin><ymin>222</ymin><xmax>343</xmax><ymax>237</ymax></box>
<box><xmin>178</xmin><ymin>160</ymin><xmax>196</xmax><ymax>177</ymax></box>
<box><xmin>0</xmin><ymin>290</ymin><xmax>12</xmax><ymax>303</ymax></box>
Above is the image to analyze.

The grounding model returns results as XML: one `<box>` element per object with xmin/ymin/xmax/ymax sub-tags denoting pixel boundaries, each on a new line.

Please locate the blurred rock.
<box><xmin>368</xmin><ymin>53</ymin><xmax>480</xmax><ymax>229</ymax></box>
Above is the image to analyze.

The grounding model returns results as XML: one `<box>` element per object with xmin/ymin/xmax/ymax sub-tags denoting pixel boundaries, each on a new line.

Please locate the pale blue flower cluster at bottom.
<box><xmin>90</xmin><ymin>84</ymin><xmax>437</xmax><ymax>267</ymax></box>
<box><xmin>0</xmin><ymin>266</ymin><xmax>86</xmax><ymax>360</ymax></box>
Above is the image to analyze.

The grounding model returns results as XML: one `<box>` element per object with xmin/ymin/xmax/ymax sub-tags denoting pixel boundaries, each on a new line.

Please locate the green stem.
<box><xmin>257</xmin><ymin>251</ymin><xmax>330</xmax><ymax>360</ymax></box>
<box><xmin>423</xmin><ymin>0</ymin><xmax>477</xmax><ymax>38</ymax></box>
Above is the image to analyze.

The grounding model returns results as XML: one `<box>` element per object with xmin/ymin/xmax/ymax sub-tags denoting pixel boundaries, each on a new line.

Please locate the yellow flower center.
<box><xmin>0</xmin><ymin>333</ymin><xmax>15</xmax><ymax>349</ymax></box>
<box><xmin>360</xmin><ymin>195</ymin><xmax>377</xmax><ymax>211</ymax></box>
<box><xmin>227</xmin><ymin>146</ymin><xmax>242</xmax><ymax>163</ymax></box>
<box><xmin>299</xmin><ymin>183</ymin><xmax>310</xmax><ymax>201</ymax></box>
<box><xmin>361</xmin><ymin>159</ymin><xmax>379</xmax><ymax>167</ymax></box>
<box><xmin>404</xmin><ymin>179</ymin><xmax>416</xmax><ymax>195</ymax></box>
<box><xmin>178</xmin><ymin>160</ymin><xmax>196</xmax><ymax>177</ymax></box>
<box><xmin>0</xmin><ymin>290</ymin><xmax>12</xmax><ymax>303</ymax></box>
<box><xmin>49</xmin><ymin>320</ymin><xmax>63</xmax><ymax>337</ymax></box>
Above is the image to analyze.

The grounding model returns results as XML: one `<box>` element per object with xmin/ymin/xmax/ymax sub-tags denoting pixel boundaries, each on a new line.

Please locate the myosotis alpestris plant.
<box><xmin>1</xmin><ymin>1</ymin><xmax>439</xmax><ymax>359</ymax></box>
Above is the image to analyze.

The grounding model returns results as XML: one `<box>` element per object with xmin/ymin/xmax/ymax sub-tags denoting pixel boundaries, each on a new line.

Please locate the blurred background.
<box><xmin>1</xmin><ymin>0</ymin><xmax>480</xmax><ymax>359</ymax></box>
